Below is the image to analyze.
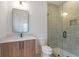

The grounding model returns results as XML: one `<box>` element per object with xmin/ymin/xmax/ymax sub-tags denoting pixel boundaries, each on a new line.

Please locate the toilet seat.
<box><xmin>42</xmin><ymin>46</ymin><xmax>52</xmax><ymax>55</ymax></box>
<box><xmin>42</xmin><ymin>46</ymin><xmax>52</xmax><ymax>51</ymax></box>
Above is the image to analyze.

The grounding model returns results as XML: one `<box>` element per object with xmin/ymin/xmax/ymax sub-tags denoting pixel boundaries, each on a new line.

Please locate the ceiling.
<box><xmin>47</xmin><ymin>1</ymin><xmax>64</xmax><ymax>6</ymax></box>
<box><xmin>24</xmin><ymin>1</ymin><xmax>65</xmax><ymax>6</ymax></box>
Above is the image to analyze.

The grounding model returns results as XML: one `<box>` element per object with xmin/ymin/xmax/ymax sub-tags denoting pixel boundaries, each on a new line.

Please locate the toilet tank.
<box><xmin>38</xmin><ymin>38</ymin><xmax>47</xmax><ymax>46</ymax></box>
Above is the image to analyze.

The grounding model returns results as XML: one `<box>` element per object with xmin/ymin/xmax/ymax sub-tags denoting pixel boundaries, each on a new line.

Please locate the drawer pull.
<box><xmin>19</xmin><ymin>42</ymin><xmax>24</xmax><ymax>49</ymax></box>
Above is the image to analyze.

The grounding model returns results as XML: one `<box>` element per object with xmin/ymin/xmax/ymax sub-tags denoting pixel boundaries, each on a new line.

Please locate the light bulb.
<box><xmin>62</xmin><ymin>12</ymin><xmax>68</xmax><ymax>16</ymax></box>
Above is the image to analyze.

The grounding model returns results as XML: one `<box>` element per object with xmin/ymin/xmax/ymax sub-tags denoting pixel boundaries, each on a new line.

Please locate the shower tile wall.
<box><xmin>62</xmin><ymin>1</ymin><xmax>79</xmax><ymax>56</ymax></box>
<box><xmin>48</xmin><ymin>1</ymin><xmax>79</xmax><ymax>56</ymax></box>
<box><xmin>47</xmin><ymin>3</ymin><xmax>63</xmax><ymax>48</ymax></box>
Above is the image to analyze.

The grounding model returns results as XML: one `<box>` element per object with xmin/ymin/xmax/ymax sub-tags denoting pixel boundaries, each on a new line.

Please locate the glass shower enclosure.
<box><xmin>47</xmin><ymin>1</ymin><xmax>79</xmax><ymax>57</ymax></box>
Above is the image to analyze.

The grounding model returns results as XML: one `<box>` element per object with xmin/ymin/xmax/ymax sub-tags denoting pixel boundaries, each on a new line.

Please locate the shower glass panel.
<box><xmin>47</xmin><ymin>1</ymin><xmax>63</xmax><ymax>56</ymax></box>
<box><xmin>48</xmin><ymin>1</ymin><xmax>79</xmax><ymax>57</ymax></box>
<box><xmin>62</xmin><ymin>1</ymin><xmax>79</xmax><ymax>57</ymax></box>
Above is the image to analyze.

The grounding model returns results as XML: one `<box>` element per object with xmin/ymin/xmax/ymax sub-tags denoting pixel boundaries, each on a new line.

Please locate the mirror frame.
<box><xmin>12</xmin><ymin>8</ymin><xmax>29</xmax><ymax>33</ymax></box>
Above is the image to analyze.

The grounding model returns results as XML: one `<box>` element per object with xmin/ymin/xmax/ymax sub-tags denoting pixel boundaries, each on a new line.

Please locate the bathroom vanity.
<box><xmin>0</xmin><ymin>7</ymin><xmax>38</xmax><ymax>57</ymax></box>
<box><xmin>0</xmin><ymin>36</ymin><xmax>37</xmax><ymax>57</ymax></box>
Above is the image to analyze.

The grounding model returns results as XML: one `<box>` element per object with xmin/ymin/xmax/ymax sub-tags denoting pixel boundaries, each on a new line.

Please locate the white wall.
<box><xmin>0</xmin><ymin>2</ymin><xmax>8</xmax><ymax>38</ymax></box>
<box><xmin>0</xmin><ymin>1</ymin><xmax>47</xmax><ymax>45</ymax></box>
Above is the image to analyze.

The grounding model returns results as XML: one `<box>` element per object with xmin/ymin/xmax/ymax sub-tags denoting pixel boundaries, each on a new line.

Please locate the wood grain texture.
<box><xmin>0</xmin><ymin>40</ymin><xmax>36</xmax><ymax>57</ymax></box>
<box><xmin>1</xmin><ymin>42</ymin><xmax>19</xmax><ymax>57</ymax></box>
<box><xmin>0</xmin><ymin>44</ymin><xmax>1</xmax><ymax>56</ymax></box>
<box><xmin>24</xmin><ymin>40</ymin><xmax>36</xmax><ymax>57</ymax></box>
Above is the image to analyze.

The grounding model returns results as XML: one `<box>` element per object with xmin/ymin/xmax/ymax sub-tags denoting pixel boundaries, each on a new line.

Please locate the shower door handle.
<box><xmin>63</xmin><ymin>31</ymin><xmax>67</xmax><ymax>38</ymax></box>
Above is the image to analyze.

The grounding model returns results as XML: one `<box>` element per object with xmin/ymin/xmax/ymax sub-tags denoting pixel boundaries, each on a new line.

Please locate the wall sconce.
<box><xmin>13</xmin><ymin>1</ymin><xmax>29</xmax><ymax>10</ymax></box>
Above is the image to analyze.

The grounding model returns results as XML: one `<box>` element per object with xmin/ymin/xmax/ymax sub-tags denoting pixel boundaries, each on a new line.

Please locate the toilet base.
<box><xmin>41</xmin><ymin>46</ymin><xmax>52</xmax><ymax>57</ymax></box>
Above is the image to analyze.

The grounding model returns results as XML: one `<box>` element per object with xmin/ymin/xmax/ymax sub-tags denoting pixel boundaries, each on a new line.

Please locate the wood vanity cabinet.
<box><xmin>23</xmin><ymin>40</ymin><xmax>36</xmax><ymax>57</ymax></box>
<box><xmin>0</xmin><ymin>40</ymin><xmax>36</xmax><ymax>57</ymax></box>
<box><xmin>1</xmin><ymin>42</ymin><xmax>19</xmax><ymax>57</ymax></box>
<box><xmin>0</xmin><ymin>44</ymin><xmax>2</xmax><ymax>56</ymax></box>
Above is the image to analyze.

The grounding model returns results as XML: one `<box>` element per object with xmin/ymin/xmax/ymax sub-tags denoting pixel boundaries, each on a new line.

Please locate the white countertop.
<box><xmin>0</xmin><ymin>35</ymin><xmax>37</xmax><ymax>43</ymax></box>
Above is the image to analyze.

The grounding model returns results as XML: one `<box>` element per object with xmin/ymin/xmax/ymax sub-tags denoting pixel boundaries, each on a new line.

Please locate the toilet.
<box><xmin>38</xmin><ymin>39</ymin><xmax>52</xmax><ymax>57</ymax></box>
<box><xmin>41</xmin><ymin>45</ymin><xmax>52</xmax><ymax>57</ymax></box>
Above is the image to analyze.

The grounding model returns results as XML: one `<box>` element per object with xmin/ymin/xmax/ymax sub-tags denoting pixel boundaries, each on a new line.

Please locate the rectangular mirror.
<box><xmin>12</xmin><ymin>8</ymin><xmax>29</xmax><ymax>33</ymax></box>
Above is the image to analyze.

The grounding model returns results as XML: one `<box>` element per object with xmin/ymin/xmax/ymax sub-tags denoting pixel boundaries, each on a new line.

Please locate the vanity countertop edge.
<box><xmin>0</xmin><ymin>35</ymin><xmax>37</xmax><ymax>44</ymax></box>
